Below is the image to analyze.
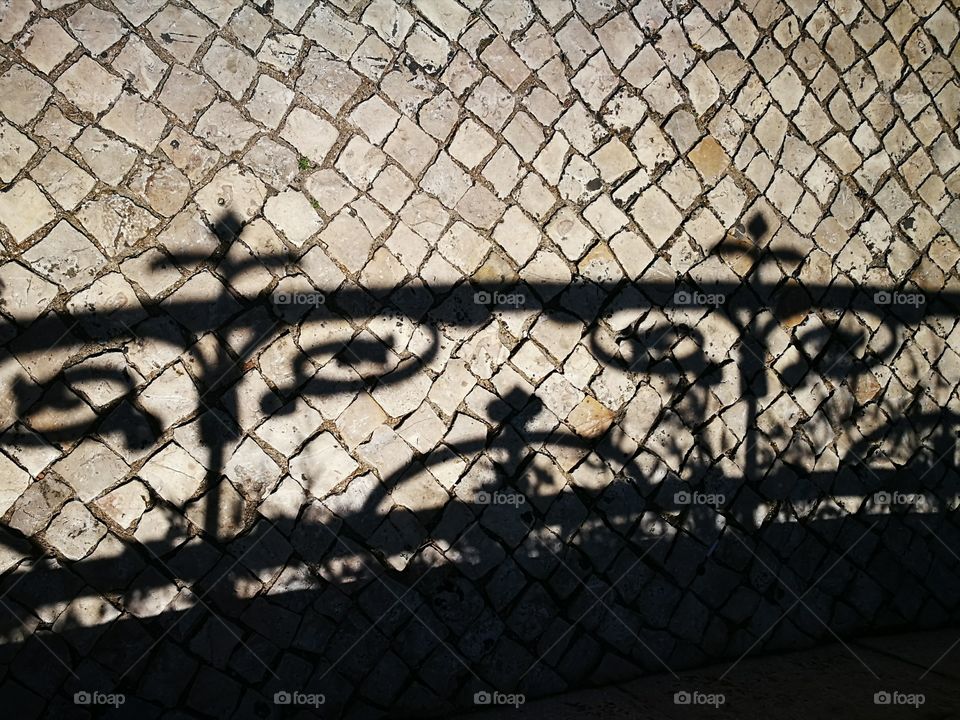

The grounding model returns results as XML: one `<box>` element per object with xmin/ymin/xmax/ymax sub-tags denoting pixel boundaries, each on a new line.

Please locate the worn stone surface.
<box><xmin>0</xmin><ymin>1</ymin><xmax>957</xmax><ymax>717</ymax></box>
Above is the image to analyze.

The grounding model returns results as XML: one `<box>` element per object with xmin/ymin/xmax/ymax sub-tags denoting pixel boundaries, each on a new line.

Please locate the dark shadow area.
<box><xmin>746</xmin><ymin>213</ymin><xmax>768</xmax><ymax>241</ymax></box>
<box><xmin>0</xmin><ymin>212</ymin><xmax>958</xmax><ymax>718</ymax></box>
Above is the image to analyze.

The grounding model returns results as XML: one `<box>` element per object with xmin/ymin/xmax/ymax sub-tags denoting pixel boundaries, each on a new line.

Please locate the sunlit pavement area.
<box><xmin>0</xmin><ymin>0</ymin><xmax>959</xmax><ymax>717</ymax></box>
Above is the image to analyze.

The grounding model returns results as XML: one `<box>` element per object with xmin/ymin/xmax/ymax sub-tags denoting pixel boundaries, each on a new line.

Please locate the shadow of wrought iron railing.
<box><xmin>0</xmin><ymin>211</ymin><xmax>958</xmax><ymax>714</ymax></box>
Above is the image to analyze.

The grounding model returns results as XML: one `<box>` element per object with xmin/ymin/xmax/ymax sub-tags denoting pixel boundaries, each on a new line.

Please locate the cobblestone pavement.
<box><xmin>0</xmin><ymin>0</ymin><xmax>958</xmax><ymax>717</ymax></box>
<box><xmin>453</xmin><ymin>629</ymin><xmax>960</xmax><ymax>719</ymax></box>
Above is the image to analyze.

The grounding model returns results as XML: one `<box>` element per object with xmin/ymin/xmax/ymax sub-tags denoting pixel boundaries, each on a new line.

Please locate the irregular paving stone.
<box><xmin>185</xmin><ymin>478</ymin><xmax>246</xmax><ymax>541</ymax></box>
<box><xmin>112</xmin><ymin>0</ymin><xmax>166</xmax><ymax>26</ymax></box>
<box><xmin>0</xmin><ymin>64</ymin><xmax>52</xmax><ymax>126</ymax></box>
<box><xmin>202</xmin><ymin>37</ymin><xmax>258</xmax><ymax>100</ymax></box>
<box><xmin>112</xmin><ymin>35</ymin><xmax>168</xmax><ymax>96</ymax></box>
<box><xmin>73</xmin><ymin>126</ymin><xmax>138</xmax><ymax>185</ymax></box>
<box><xmin>320</xmin><ymin>212</ymin><xmax>374</xmax><ymax>273</ymax></box>
<box><xmin>65</xmin><ymin>350</ymin><xmax>143</xmax><ymax>409</ymax></box>
<box><xmin>155</xmin><ymin>205</ymin><xmax>216</xmax><ymax>270</ymax></box>
<box><xmin>0</xmin><ymin>120</ymin><xmax>38</xmax><ymax>182</ymax></box>
<box><xmin>242</xmin><ymin>137</ymin><xmax>298</xmax><ymax>190</ymax></box>
<box><xmin>127</xmin><ymin>159</ymin><xmax>190</xmax><ymax>217</ymax></box>
<box><xmin>158</xmin><ymin>64</ymin><xmax>217</xmax><ymax>122</ymax></box>
<box><xmin>301</xmin><ymin>4</ymin><xmax>366</xmax><ymax>59</ymax></box>
<box><xmin>190</xmin><ymin>0</ymin><xmax>243</xmax><ymax>26</ymax></box>
<box><xmin>195</xmin><ymin>163</ymin><xmax>267</xmax><ymax>225</ymax></box>
<box><xmin>147</xmin><ymin>4</ymin><xmax>214</xmax><ymax>63</ymax></box>
<box><xmin>0</xmin><ymin>179</ymin><xmax>55</xmax><ymax>242</ymax></box>
<box><xmin>297</xmin><ymin>48</ymin><xmax>362</xmax><ymax>114</ymax></box>
<box><xmin>43</xmin><ymin>501</ymin><xmax>107</xmax><ymax>560</ymax></box>
<box><xmin>160</xmin><ymin>126</ymin><xmax>220</xmax><ymax>183</ymax></box>
<box><xmin>138</xmin><ymin>442</ymin><xmax>206</xmax><ymax>507</ymax></box>
<box><xmin>94</xmin><ymin>480</ymin><xmax>149</xmax><ymax>530</ymax></box>
<box><xmin>222</xmin><ymin>436</ymin><xmax>282</xmax><ymax>501</ymax></box>
<box><xmin>100</xmin><ymin>92</ymin><xmax>168</xmax><ymax>152</ymax></box>
<box><xmin>195</xmin><ymin>101</ymin><xmax>259</xmax><ymax>154</ymax></box>
<box><xmin>258</xmin><ymin>33</ymin><xmax>304</xmax><ymax>72</ymax></box>
<box><xmin>137</xmin><ymin>362</ymin><xmax>200</xmax><ymax>430</ymax></box>
<box><xmin>0</xmin><ymin>262</ymin><xmax>58</xmax><ymax>321</ymax></box>
<box><xmin>30</xmin><ymin>150</ymin><xmax>96</xmax><ymax>211</ymax></box>
<box><xmin>384</xmin><ymin>116</ymin><xmax>438</xmax><ymax>176</ymax></box>
<box><xmin>54</xmin><ymin>56</ymin><xmax>123</xmax><ymax>116</ymax></box>
<box><xmin>0</xmin><ymin>0</ymin><xmax>32</xmax><ymax>42</ymax></box>
<box><xmin>6</xmin><ymin>312</ymin><xmax>79</xmax><ymax>386</ymax></box>
<box><xmin>0</xmin><ymin>451</ymin><xmax>29</xmax><ymax>515</ymax></box>
<box><xmin>161</xmin><ymin>270</ymin><xmax>243</xmax><ymax>334</ymax></box>
<box><xmin>51</xmin><ymin>592</ymin><xmax>121</xmax><ymax>652</ymax></box>
<box><xmin>264</xmin><ymin>190</ymin><xmax>322</xmax><ymax>247</ymax></box>
<box><xmin>75</xmin><ymin>194</ymin><xmax>159</xmax><ymax>256</ymax></box>
<box><xmin>21</xmin><ymin>380</ymin><xmax>97</xmax><ymax>449</ymax></box>
<box><xmin>67</xmin><ymin>4</ymin><xmax>126</xmax><ymax>54</ymax></box>
<box><xmin>254</xmin><ymin>397</ymin><xmax>321</xmax><ymax>456</ymax></box>
<box><xmin>121</xmin><ymin>247</ymin><xmax>181</xmax><ymax>298</ymax></box>
<box><xmin>22</xmin><ymin>221</ymin><xmax>106</xmax><ymax>290</ymax></box>
<box><xmin>6</xmin><ymin>468</ymin><xmax>68</xmax><ymax>533</ymax></box>
<box><xmin>245</xmin><ymin>75</ymin><xmax>294</xmax><ymax>130</ymax></box>
<box><xmin>363</xmin><ymin>0</ymin><xmax>414</xmax><ymax>47</ymax></box>
<box><xmin>280</xmin><ymin>107</ymin><xmax>339</xmax><ymax>164</ymax></box>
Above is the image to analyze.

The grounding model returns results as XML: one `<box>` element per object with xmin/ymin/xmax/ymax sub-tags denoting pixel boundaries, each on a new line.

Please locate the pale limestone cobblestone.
<box><xmin>0</xmin><ymin>0</ymin><xmax>956</xmax><ymax>717</ymax></box>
